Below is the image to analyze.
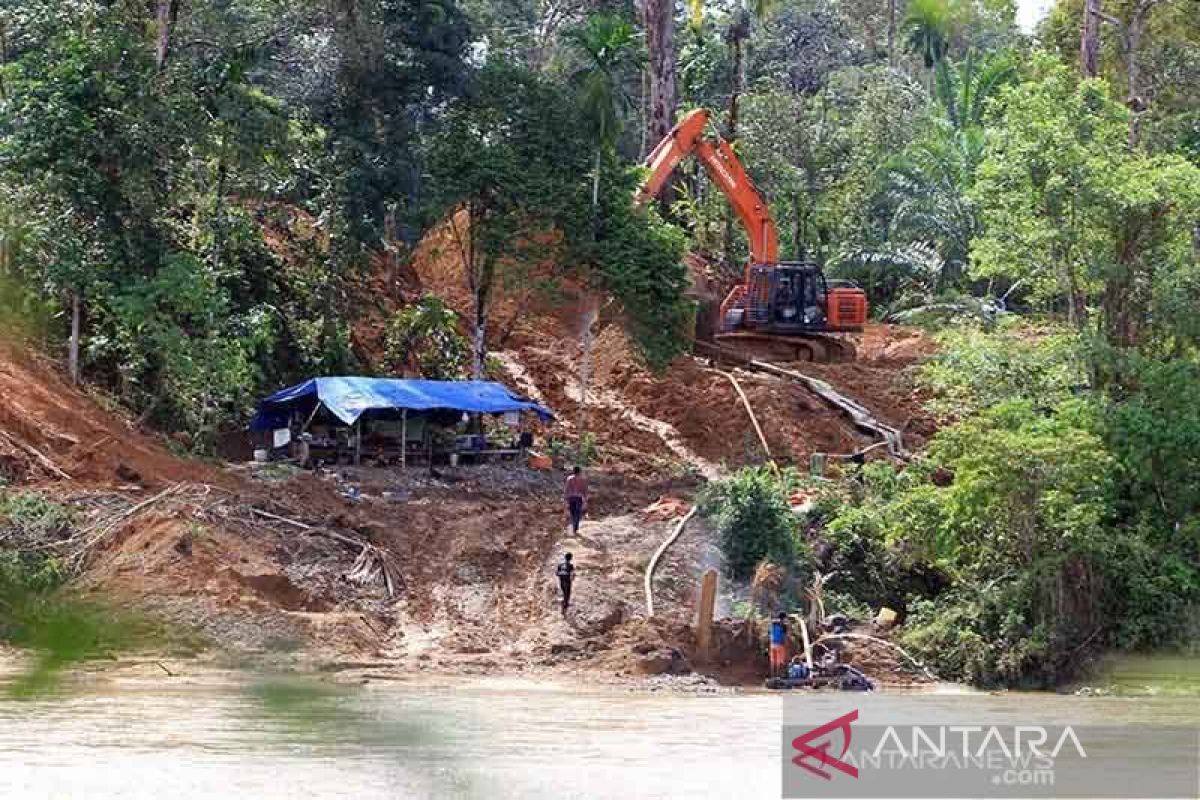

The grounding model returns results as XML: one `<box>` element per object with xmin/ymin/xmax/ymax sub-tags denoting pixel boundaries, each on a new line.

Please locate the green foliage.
<box><xmin>970</xmin><ymin>56</ymin><xmax>1200</xmax><ymax>357</ymax></box>
<box><xmin>854</xmin><ymin>53</ymin><xmax>1014</xmax><ymax>300</ymax></box>
<box><xmin>427</xmin><ymin>62</ymin><xmax>690</xmax><ymax>370</ymax></box>
<box><xmin>1107</xmin><ymin>357</ymin><xmax>1200</xmax><ymax>543</ymax></box>
<box><xmin>0</xmin><ymin>492</ymin><xmax>164</xmax><ymax>696</ymax></box>
<box><xmin>866</xmin><ymin>398</ymin><xmax>1124</xmax><ymax>686</ymax></box>
<box><xmin>0</xmin><ymin>492</ymin><xmax>76</xmax><ymax>543</ymax></box>
<box><xmin>590</xmin><ymin>170</ymin><xmax>693</xmax><ymax>369</ymax></box>
<box><xmin>903</xmin><ymin>0</ymin><xmax>953</xmax><ymax>69</ymax></box>
<box><xmin>576</xmin><ymin>432</ymin><xmax>599</xmax><ymax>467</ymax></box>
<box><xmin>814</xmin><ymin>325</ymin><xmax>1200</xmax><ymax>686</ymax></box>
<box><xmin>0</xmin><ymin>0</ymin><xmax>468</xmax><ymax>446</ymax></box>
<box><xmin>700</xmin><ymin>467</ymin><xmax>809</xmax><ymax>581</ymax></box>
<box><xmin>933</xmin><ymin>50</ymin><xmax>1016</xmax><ymax>131</ymax></box>
<box><xmin>384</xmin><ymin>295</ymin><xmax>469</xmax><ymax>379</ymax></box>
<box><xmin>544</xmin><ymin>433</ymin><xmax>599</xmax><ymax>468</ymax></box>
<box><xmin>0</xmin><ymin>551</ymin><xmax>65</xmax><ymax>597</ymax></box>
<box><xmin>565</xmin><ymin>13</ymin><xmax>645</xmax><ymax>153</ymax></box>
<box><xmin>917</xmin><ymin>320</ymin><xmax>1085</xmax><ymax>418</ymax></box>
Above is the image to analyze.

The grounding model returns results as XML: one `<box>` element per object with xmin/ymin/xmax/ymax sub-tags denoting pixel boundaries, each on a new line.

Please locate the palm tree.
<box><xmin>565</xmin><ymin>13</ymin><xmax>642</xmax><ymax>434</ymax></box>
<box><xmin>878</xmin><ymin>120</ymin><xmax>984</xmax><ymax>289</ymax></box>
<box><xmin>933</xmin><ymin>50</ymin><xmax>1016</xmax><ymax>131</ymax></box>
<box><xmin>868</xmin><ymin>54</ymin><xmax>1014</xmax><ymax>292</ymax></box>
<box><xmin>565</xmin><ymin>13</ymin><xmax>644</xmax><ymax>208</ymax></box>
<box><xmin>903</xmin><ymin>0</ymin><xmax>952</xmax><ymax>86</ymax></box>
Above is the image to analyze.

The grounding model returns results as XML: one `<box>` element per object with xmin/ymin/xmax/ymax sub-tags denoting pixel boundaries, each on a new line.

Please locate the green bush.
<box><xmin>0</xmin><ymin>492</ymin><xmax>75</xmax><ymax>542</ymax></box>
<box><xmin>701</xmin><ymin>466</ymin><xmax>809</xmax><ymax>581</ymax></box>
<box><xmin>0</xmin><ymin>550</ymin><xmax>64</xmax><ymax>596</ymax></box>
<box><xmin>917</xmin><ymin>320</ymin><xmax>1085</xmax><ymax>420</ymax></box>
<box><xmin>383</xmin><ymin>295</ymin><xmax>469</xmax><ymax>379</ymax></box>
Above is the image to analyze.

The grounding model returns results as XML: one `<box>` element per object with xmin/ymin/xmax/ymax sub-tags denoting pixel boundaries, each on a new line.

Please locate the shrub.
<box><xmin>701</xmin><ymin>466</ymin><xmax>810</xmax><ymax>581</ymax></box>
<box><xmin>383</xmin><ymin>295</ymin><xmax>470</xmax><ymax>380</ymax></box>
<box><xmin>0</xmin><ymin>492</ymin><xmax>75</xmax><ymax>543</ymax></box>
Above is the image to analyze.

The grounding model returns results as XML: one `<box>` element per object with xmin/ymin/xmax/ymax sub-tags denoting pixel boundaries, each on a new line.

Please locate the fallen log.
<box><xmin>0</xmin><ymin>430</ymin><xmax>72</xmax><ymax>480</ymax></box>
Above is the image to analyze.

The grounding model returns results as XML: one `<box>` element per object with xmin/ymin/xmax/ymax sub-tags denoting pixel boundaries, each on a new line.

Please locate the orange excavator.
<box><xmin>636</xmin><ymin>109</ymin><xmax>868</xmax><ymax>362</ymax></box>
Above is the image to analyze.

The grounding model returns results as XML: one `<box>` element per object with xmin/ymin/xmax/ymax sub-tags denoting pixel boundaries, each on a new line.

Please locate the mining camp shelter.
<box><xmin>249</xmin><ymin>377</ymin><xmax>553</xmax><ymax>467</ymax></box>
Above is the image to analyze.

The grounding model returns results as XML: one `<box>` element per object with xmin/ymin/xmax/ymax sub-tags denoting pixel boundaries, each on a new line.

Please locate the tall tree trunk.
<box><xmin>1122</xmin><ymin>1</ymin><xmax>1161</xmax><ymax>148</ymax></box>
<box><xmin>887</xmin><ymin>0</ymin><xmax>898</xmax><ymax>65</ymax></box>
<box><xmin>472</xmin><ymin>307</ymin><xmax>486</xmax><ymax>380</ymax></box>
<box><xmin>639</xmin><ymin>68</ymin><xmax>649</xmax><ymax>158</ymax></box>
<box><xmin>592</xmin><ymin>148</ymin><xmax>602</xmax><ymax>208</ymax></box>
<box><xmin>723</xmin><ymin>22</ymin><xmax>747</xmax><ymax>274</ymax></box>
<box><xmin>154</xmin><ymin>0</ymin><xmax>179</xmax><ymax>71</ymax></box>
<box><xmin>1080</xmin><ymin>0</ymin><xmax>1102</xmax><ymax>78</ymax></box>
<box><xmin>383</xmin><ymin>206</ymin><xmax>400</xmax><ymax>299</ymax></box>
<box><xmin>640</xmin><ymin>0</ymin><xmax>678</xmax><ymax>209</ymax></box>
<box><xmin>68</xmin><ymin>291</ymin><xmax>81</xmax><ymax>385</ymax></box>
<box><xmin>725</xmin><ymin>26</ymin><xmax>746</xmax><ymax>140</ymax></box>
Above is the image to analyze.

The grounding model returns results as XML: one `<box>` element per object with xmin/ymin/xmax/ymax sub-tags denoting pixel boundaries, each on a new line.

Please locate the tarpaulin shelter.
<box><xmin>250</xmin><ymin>377</ymin><xmax>553</xmax><ymax>432</ymax></box>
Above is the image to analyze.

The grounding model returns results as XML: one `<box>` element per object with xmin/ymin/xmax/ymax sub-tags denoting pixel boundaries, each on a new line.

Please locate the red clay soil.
<box><xmin>0</xmin><ymin>340</ymin><xmax>224</xmax><ymax>488</ymax></box>
<box><xmin>392</xmin><ymin>215</ymin><xmax>940</xmax><ymax>470</ymax></box>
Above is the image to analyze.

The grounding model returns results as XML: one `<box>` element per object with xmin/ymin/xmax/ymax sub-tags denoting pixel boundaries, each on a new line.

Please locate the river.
<box><xmin>0</xmin><ymin>658</ymin><xmax>1195</xmax><ymax>799</ymax></box>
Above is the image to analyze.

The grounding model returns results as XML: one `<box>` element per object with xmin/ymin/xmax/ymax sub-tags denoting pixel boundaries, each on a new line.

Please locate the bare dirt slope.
<box><xmin>0</xmin><ymin>346</ymin><xmax>722</xmax><ymax>675</ymax></box>
<box><xmin>404</xmin><ymin>216</ymin><xmax>936</xmax><ymax>473</ymax></box>
<box><xmin>0</xmin><ymin>340</ymin><xmax>223</xmax><ymax>488</ymax></box>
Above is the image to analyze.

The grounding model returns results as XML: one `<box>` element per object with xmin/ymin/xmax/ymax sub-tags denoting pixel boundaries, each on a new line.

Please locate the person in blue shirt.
<box><xmin>769</xmin><ymin>612</ymin><xmax>789</xmax><ymax>676</ymax></box>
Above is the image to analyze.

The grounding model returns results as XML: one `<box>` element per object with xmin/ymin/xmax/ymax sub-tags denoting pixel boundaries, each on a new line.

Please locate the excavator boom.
<box><xmin>635</xmin><ymin>109</ymin><xmax>778</xmax><ymax>265</ymax></box>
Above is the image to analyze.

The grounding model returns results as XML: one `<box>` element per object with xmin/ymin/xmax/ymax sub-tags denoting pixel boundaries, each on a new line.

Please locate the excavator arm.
<box><xmin>635</xmin><ymin>109</ymin><xmax>779</xmax><ymax>265</ymax></box>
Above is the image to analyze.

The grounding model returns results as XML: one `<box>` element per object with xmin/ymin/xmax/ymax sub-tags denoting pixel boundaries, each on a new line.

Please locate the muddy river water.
<box><xmin>0</xmin><ymin>657</ymin><xmax>1195</xmax><ymax>799</ymax></box>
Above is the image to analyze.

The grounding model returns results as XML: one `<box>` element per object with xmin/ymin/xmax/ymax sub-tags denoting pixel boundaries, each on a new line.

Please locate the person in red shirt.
<box><xmin>564</xmin><ymin>466</ymin><xmax>588</xmax><ymax>535</ymax></box>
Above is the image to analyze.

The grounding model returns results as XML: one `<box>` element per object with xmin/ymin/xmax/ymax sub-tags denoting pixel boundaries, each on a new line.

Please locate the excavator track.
<box><xmin>712</xmin><ymin>331</ymin><xmax>858</xmax><ymax>364</ymax></box>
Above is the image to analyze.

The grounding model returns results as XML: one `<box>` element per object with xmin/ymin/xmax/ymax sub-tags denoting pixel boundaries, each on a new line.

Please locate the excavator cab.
<box><xmin>738</xmin><ymin>261</ymin><xmax>867</xmax><ymax>334</ymax></box>
<box><xmin>748</xmin><ymin>262</ymin><xmax>828</xmax><ymax>331</ymax></box>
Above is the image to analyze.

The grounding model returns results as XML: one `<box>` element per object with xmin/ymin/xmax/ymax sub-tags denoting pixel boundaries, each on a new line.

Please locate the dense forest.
<box><xmin>0</xmin><ymin>0</ymin><xmax>1197</xmax><ymax>686</ymax></box>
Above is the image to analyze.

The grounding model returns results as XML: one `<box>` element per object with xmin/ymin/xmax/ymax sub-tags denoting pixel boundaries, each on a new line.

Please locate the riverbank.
<box><xmin>0</xmin><ymin>326</ymin><xmax>943</xmax><ymax>690</ymax></box>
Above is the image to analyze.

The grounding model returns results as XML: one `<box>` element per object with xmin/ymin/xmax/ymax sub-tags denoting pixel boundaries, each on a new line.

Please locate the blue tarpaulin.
<box><xmin>249</xmin><ymin>377</ymin><xmax>553</xmax><ymax>431</ymax></box>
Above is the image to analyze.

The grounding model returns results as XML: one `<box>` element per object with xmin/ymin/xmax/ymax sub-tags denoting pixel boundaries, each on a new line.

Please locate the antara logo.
<box><xmin>792</xmin><ymin>712</ymin><xmax>1090</xmax><ymax>782</ymax></box>
<box><xmin>792</xmin><ymin>710</ymin><xmax>860</xmax><ymax>780</ymax></box>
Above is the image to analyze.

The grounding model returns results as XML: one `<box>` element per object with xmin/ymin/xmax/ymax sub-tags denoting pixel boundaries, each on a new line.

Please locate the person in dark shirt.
<box><xmin>556</xmin><ymin>552</ymin><xmax>575</xmax><ymax>613</ymax></box>
<box><xmin>564</xmin><ymin>466</ymin><xmax>588</xmax><ymax>535</ymax></box>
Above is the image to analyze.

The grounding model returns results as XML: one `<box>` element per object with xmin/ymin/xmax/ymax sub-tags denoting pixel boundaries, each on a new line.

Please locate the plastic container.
<box><xmin>253</xmin><ymin>448</ymin><xmax>269</xmax><ymax>463</ymax></box>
